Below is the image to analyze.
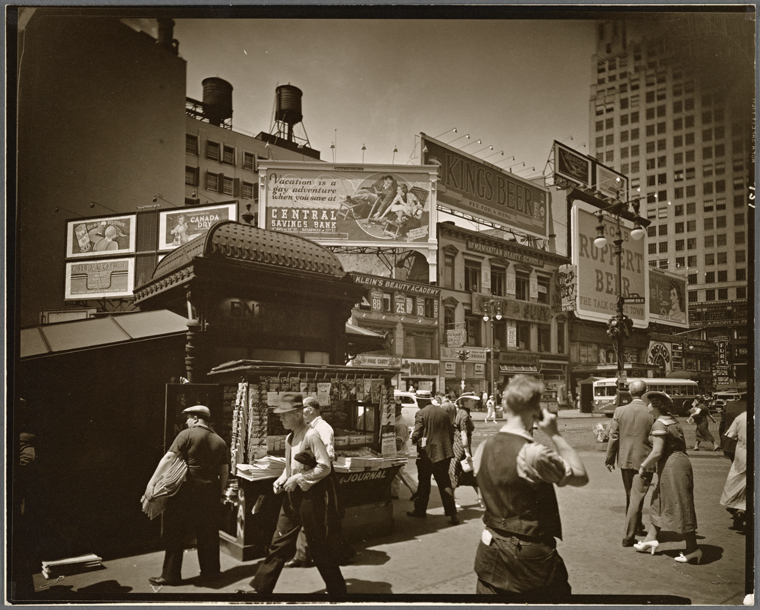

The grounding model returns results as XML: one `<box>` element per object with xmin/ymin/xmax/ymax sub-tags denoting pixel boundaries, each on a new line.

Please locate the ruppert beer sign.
<box><xmin>422</xmin><ymin>134</ymin><xmax>548</xmax><ymax>237</ymax></box>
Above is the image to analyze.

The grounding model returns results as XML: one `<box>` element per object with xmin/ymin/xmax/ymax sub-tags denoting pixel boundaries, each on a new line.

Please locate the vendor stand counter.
<box><xmin>208</xmin><ymin>361</ymin><xmax>407</xmax><ymax>561</ymax></box>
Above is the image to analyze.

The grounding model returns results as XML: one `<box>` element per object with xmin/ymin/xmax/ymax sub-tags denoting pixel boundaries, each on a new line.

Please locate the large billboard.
<box><xmin>648</xmin><ymin>268</ymin><xmax>689</xmax><ymax>328</ymax></box>
<box><xmin>66</xmin><ymin>215</ymin><xmax>136</xmax><ymax>258</ymax></box>
<box><xmin>421</xmin><ymin>135</ymin><xmax>548</xmax><ymax>237</ymax></box>
<box><xmin>571</xmin><ymin>201</ymin><xmax>648</xmax><ymax>327</ymax></box>
<box><xmin>65</xmin><ymin>258</ymin><xmax>135</xmax><ymax>300</ymax></box>
<box><xmin>158</xmin><ymin>203</ymin><xmax>238</xmax><ymax>251</ymax></box>
<box><xmin>554</xmin><ymin>141</ymin><xmax>629</xmax><ymax>201</ymax></box>
<box><xmin>259</xmin><ymin>162</ymin><xmax>437</xmax><ymax>246</ymax></box>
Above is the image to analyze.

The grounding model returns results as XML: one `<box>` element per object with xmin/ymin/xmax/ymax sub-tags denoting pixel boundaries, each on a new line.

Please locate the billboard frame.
<box><xmin>158</xmin><ymin>202</ymin><xmax>238</xmax><ymax>251</ymax></box>
<box><xmin>65</xmin><ymin>214</ymin><xmax>137</xmax><ymax>259</ymax></box>
<box><xmin>64</xmin><ymin>257</ymin><xmax>136</xmax><ymax>300</ymax></box>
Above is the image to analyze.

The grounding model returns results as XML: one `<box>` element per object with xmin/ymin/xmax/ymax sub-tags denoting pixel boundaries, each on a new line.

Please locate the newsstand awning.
<box><xmin>20</xmin><ymin>310</ymin><xmax>189</xmax><ymax>359</ymax></box>
<box><xmin>499</xmin><ymin>365</ymin><xmax>539</xmax><ymax>374</ymax></box>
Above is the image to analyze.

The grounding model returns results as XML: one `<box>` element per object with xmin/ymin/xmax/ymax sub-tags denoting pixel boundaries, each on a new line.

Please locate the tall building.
<box><xmin>589</xmin><ymin>15</ymin><xmax>754</xmax><ymax>388</ymax></box>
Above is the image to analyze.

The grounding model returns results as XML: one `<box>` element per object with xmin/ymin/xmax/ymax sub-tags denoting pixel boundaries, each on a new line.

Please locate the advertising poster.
<box><xmin>66</xmin><ymin>215</ymin><xmax>136</xmax><ymax>258</ymax></box>
<box><xmin>158</xmin><ymin>203</ymin><xmax>238</xmax><ymax>251</ymax></box>
<box><xmin>649</xmin><ymin>268</ymin><xmax>689</xmax><ymax>328</ymax></box>
<box><xmin>596</xmin><ymin>165</ymin><xmax>629</xmax><ymax>201</ymax></box>
<box><xmin>554</xmin><ymin>141</ymin><xmax>592</xmax><ymax>188</ymax></box>
<box><xmin>65</xmin><ymin>258</ymin><xmax>135</xmax><ymax>300</ymax></box>
<box><xmin>423</xmin><ymin>136</ymin><xmax>548</xmax><ymax>237</ymax></box>
<box><xmin>262</xmin><ymin>164</ymin><xmax>435</xmax><ymax>244</ymax></box>
<box><xmin>571</xmin><ymin>201</ymin><xmax>648</xmax><ymax>327</ymax></box>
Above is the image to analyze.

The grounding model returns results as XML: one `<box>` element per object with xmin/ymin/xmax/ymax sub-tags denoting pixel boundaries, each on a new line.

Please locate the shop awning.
<box><xmin>20</xmin><ymin>310</ymin><xmax>189</xmax><ymax>359</ymax></box>
<box><xmin>345</xmin><ymin>324</ymin><xmax>384</xmax><ymax>338</ymax></box>
<box><xmin>499</xmin><ymin>365</ymin><xmax>539</xmax><ymax>374</ymax></box>
<box><xmin>539</xmin><ymin>363</ymin><xmax>566</xmax><ymax>373</ymax></box>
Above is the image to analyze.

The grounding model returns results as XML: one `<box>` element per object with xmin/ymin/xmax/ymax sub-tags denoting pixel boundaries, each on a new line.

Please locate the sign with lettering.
<box><xmin>209</xmin><ymin>297</ymin><xmax>331</xmax><ymax>339</ymax></box>
<box><xmin>66</xmin><ymin>214</ymin><xmax>136</xmax><ymax>258</ymax></box>
<box><xmin>158</xmin><ymin>203</ymin><xmax>237</xmax><ymax>251</ymax></box>
<box><xmin>571</xmin><ymin>202</ymin><xmax>647</xmax><ymax>327</ymax></box>
<box><xmin>351</xmin><ymin>355</ymin><xmax>402</xmax><ymax>368</ymax></box>
<box><xmin>261</xmin><ymin>163</ymin><xmax>436</xmax><ymax>245</ymax></box>
<box><xmin>440</xmin><ymin>346</ymin><xmax>487</xmax><ymax>362</ymax></box>
<box><xmin>554</xmin><ymin>141</ymin><xmax>592</xmax><ymax>187</ymax></box>
<box><xmin>557</xmin><ymin>264</ymin><xmax>577</xmax><ymax>311</ymax></box>
<box><xmin>423</xmin><ymin>135</ymin><xmax>548</xmax><ymax>236</ymax></box>
<box><xmin>446</xmin><ymin>329</ymin><xmax>466</xmax><ymax>348</ymax></box>
<box><xmin>402</xmin><ymin>359</ymin><xmax>439</xmax><ymax>377</ymax></box>
<box><xmin>465</xmin><ymin>239</ymin><xmax>546</xmax><ymax>267</ymax></box>
<box><xmin>350</xmin><ymin>273</ymin><xmax>441</xmax><ymax>296</ymax></box>
<box><xmin>65</xmin><ymin>258</ymin><xmax>135</xmax><ymax>299</ymax></box>
<box><xmin>649</xmin><ymin>268</ymin><xmax>688</xmax><ymax>328</ymax></box>
<box><xmin>471</xmin><ymin>293</ymin><xmax>553</xmax><ymax>323</ymax></box>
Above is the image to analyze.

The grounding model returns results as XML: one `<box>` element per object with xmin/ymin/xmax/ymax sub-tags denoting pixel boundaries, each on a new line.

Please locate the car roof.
<box><xmin>394</xmin><ymin>391</ymin><xmax>416</xmax><ymax>397</ymax></box>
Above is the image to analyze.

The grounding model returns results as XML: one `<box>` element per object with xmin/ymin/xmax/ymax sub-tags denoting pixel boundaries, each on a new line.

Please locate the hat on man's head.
<box><xmin>274</xmin><ymin>392</ymin><xmax>305</xmax><ymax>414</ymax></box>
<box><xmin>303</xmin><ymin>396</ymin><xmax>320</xmax><ymax>410</ymax></box>
<box><xmin>642</xmin><ymin>391</ymin><xmax>673</xmax><ymax>409</ymax></box>
<box><xmin>183</xmin><ymin>405</ymin><xmax>211</xmax><ymax>419</ymax></box>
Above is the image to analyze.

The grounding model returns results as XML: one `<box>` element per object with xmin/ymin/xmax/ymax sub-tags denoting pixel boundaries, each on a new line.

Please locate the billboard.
<box><xmin>571</xmin><ymin>201</ymin><xmax>648</xmax><ymax>327</ymax></box>
<box><xmin>421</xmin><ymin>135</ymin><xmax>548</xmax><ymax>237</ymax></box>
<box><xmin>158</xmin><ymin>203</ymin><xmax>238</xmax><ymax>251</ymax></box>
<box><xmin>66</xmin><ymin>215</ymin><xmax>136</xmax><ymax>258</ymax></box>
<box><xmin>649</xmin><ymin>268</ymin><xmax>689</xmax><ymax>328</ymax></box>
<box><xmin>259</xmin><ymin>162</ymin><xmax>437</xmax><ymax>245</ymax></box>
<box><xmin>553</xmin><ymin>141</ymin><xmax>629</xmax><ymax>201</ymax></box>
<box><xmin>65</xmin><ymin>258</ymin><xmax>135</xmax><ymax>300</ymax></box>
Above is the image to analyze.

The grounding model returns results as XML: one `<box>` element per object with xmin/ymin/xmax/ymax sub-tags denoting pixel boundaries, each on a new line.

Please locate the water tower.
<box><xmin>270</xmin><ymin>84</ymin><xmax>311</xmax><ymax>147</ymax></box>
<box><xmin>202</xmin><ymin>77</ymin><xmax>233</xmax><ymax>128</ymax></box>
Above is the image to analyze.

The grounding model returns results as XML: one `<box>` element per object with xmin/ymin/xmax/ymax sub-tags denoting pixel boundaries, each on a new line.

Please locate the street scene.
<box><xmin>10</xmin><ymin>5</ymin><xmax>754</xmax><ymax>605</ymax></box>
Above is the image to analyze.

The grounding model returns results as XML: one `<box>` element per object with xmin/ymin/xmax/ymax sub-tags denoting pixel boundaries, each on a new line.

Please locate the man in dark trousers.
<box><xmin>604</xmin><ymin>379</ymin><xmax>654</xmax><ymax>546</ymax></box>
<box><xmin>408</xmin><ymin>398</ymin><xmax>458</xmax><ymax>524</ymax></box>
<box><xmin>241</xmin><ymin>393</ymin><xmax>346</xmax><ymax>597</ymax></box>
<box><xmin>146</xmin><ymin>405</ymin><xmax>228</xmax><ymax>586</ymax></box>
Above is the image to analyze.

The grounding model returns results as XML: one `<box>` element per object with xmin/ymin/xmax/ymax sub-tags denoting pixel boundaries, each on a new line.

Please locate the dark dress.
<box><xmin>692</xmin><ymin>406</ymin><xmax>715</xmax><ymax>444</ymax></box>
<box><xmin>648</xmin><ymin>417</ymin><xmax>697</xmax><ymax>533</ymax></box>
<box><xmin>449</xmin><ymin>407</ymin><xmax>477</xmax><ymax>488</ymax></box>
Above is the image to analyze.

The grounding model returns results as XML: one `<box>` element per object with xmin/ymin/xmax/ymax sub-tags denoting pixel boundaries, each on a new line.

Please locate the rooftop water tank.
<box><xmin>275</xmin><ymin>84</ymin><xmax>303</xmax><ymax>126</ymax></box>
<box><xmin>202</xmin><ymin>77</ymin><xmax>233</xmax><ymax>126</ymax></box>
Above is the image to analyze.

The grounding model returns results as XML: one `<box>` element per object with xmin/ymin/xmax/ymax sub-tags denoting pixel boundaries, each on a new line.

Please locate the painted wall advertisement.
<box><xmin>158</xmin><ymin>203</ymin><xmax>238</xmax><ymax>251</ymax></box>
<box><xmin>66</xmin><ymin>215</ymin><xmax>136</xmax><ymax>258</ymax></box>
<box><xmin>260</xmin><ymin>163</ymin><xmax>436</xmax><ymax>245</ymax></box>
<box><xmin>65</xmin><ymin>258</ymin><xmax>135</xmax><ymax>300</ymax></box>
<box><xmin>571</xmin><ymin>201</ymin><xmax>648</xmax><ymax>327</ymax></box>
<box><xmin>557</xmin><ymin>264</ymin><xmax>577</xmax><ymax>311</ymax></box>
<box><xmin>422</xmin><ymin>135</ymin><xmax>548</xmax><ymax>237</ymax></box>
<box><xmin>648</xmin><ymin>268</ymin><xmax>689</xmax><ymax>328</ymax></box>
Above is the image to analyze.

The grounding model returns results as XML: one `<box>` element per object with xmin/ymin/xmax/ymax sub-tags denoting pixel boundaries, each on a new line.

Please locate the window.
<box><xmin>718</xmin><ymin>270</ymin><xmax>728</xmax><ymax>282</ymax></box>
<box><xmin>606</xmin><ymin>151</ymin><xmax>614</xmax><ymax>162</ymax></box>
<box><xmin>734</xmin><ymin>194</ymin><xmax>744</xmax><ymax>207</ymax></box>
<box><xmin>443</xmin><ymin>254</ymin><xmax>455</xmax><ymax>288</ymax></box>
<box><xmin>716</xmin><ymin>216</ymin><xmax>726</xmax><ymax>229</ymax></box>
<box><xmin>705</xmin><ymin>290</ymin><xmax>715</xmax><ymax>301</ymax></box>
<box><xmin>685</xmin><ymin>115</ymin><xmax>695</xmax><ymax>128</ymax></box>
<box><xmin>631</xmin><ymin>144</ymin><xmax>640</xmax><ymax>156</ymax></box>
<box><xmin>444</xmin><ymin>305</ymin><xmax>456</xmax><ymax>330</ymax></box>
<box><xmin>687</xmin><ymin>237</ymin><xmax>696</xmax><ymax>249</ymax></box>
<box><xmin>621</xmin><ymin>163</ymin><xmax>629</xmax><ymax>173</ymax></box>
<box><xmin>185</xmin><ymin>166</ymin><xmax>199</xmax><ymax>186</ymax></box>
<box><xmin>537</xmin><ymin>276</ymin><xmax>550</xmax><ymax>305</ymax></box>
<box><xmin>686</xmin><ymin>203</ymin><xmax>695</xmax><ymax>215</ymax></box>
<box><xmin>736</xmin><ymin>268</ymin><xmax>746</xmax><ymax>281</ymax></box>
<box><xmin>242</xmin><ymin>181</ymin><xmax>255</xmax><ymax>200</ymax></box>
<box><xmin>516</xmin><ymin>321</ymin><xmax>531</xmax><ymax>350</ymax></box>
<box><xmin>705</xmin><ymin>252</ymin><xmax>715</xmax><ymax>265</ymax></box>
<box><xmin>465</xmin><ymin>314</ymin><xmax>481</xmax><ymax>346</ymax></box>
<box><xmin>686</xmin><ymin>220</ymin><xmax>696</xmax><ymax>233</ymax></box>
<box><xmin>704</xmin><ymin>218</ymin><xmax>714</xmax><ymax>230</ymax></box>
<box><xmin>605</xmin><ymin>118</ymin><xmax>614</xmax><ymax>129</ymax></box>
<box><xmin>715</xmin><ymin>143</ymin><xmax>725</xmax><ymax>157</ymax></box>
<box><xmin>657</xmin><ymin>139</ymin><xmax>666</xmax><ymax>151</ymax></box>
<box><xmin>686</xmin><ymin>168</ymin><xmax>695</xmax><ymax>180</ymax></box>
<box><xmin>621</xmin><ymin>147</ymin><xmax>629</xmax><ymax>159</ymax></box>
<box><xmin>646</xmin><ymin>108</ymin><xmax>655</xmax><ymax>121</ymax></box>
<box><xmin>705</xmin><ymin>271</ymin><xmax>715</xmax><ymax>283</ymax></box>
<box><xmin>737</xmin><ymin>287</ymin><xmax>747</xmax><ymax>299</ymax></box>
<box><xmin>715</xmin><ymin>179</ymin><xmax>725</xmax><ymax>193</ymax></box>
<box><xmin>646</xmin><ymin>158</ymin><xmax>656</xmax><ymax>170</ymax></box>
<box><xmin>646</xmin><ymin>141</ymin><xmax>655</xmax><ymax>153</ymax></box>
<box><xmin>464</xmin><ymin>260</ymin><xmax>481</xmax><ymax>292</ymax></box>
<box><xmin>716</xmin><ymin>197</ymin><xmax>726</xmax><ymax>211</ymax></box>
<box><xmin>658</xmin><ymin>224</ymin><xmax>668</xmax><ymax>236</ymax></box>
<box><xmin>675</xmin><ymin>221</ymin><xmax>684</xmax><ymax>233</ymax></box>
<box><xmin>704</xmin><ymin>200</ymin><xmax>714</xmax><ymax>212</ymax></box>
<box><xmin>675</xmin><ymin>238</ymin><xmax>684</xmax><ymax>250</ymax></box>
<box><xmin>491</xmin><ymin>266</ymin><xmax>506</xmax><ymax>297</ymax></box>
<box><xmin>206</xmin><ymin>171</ymin><xmax>219</xmax><ymax>192</ymax></box>
<box><xmin>673</xmin><ymin>117</ymin><xmax>683</xmax><ymax>130</ymax></box>
<box><xmin>734</xmin><ymin>213</ymin><xmax>745</xmax><ymax>226</ymax></box>
<box><xmin>718</xmin><ymin>288</ymin><xmax>728</xmax><ymax>300</ymax></box>
<box><xmin>648</xmin><ymin>243</ymin><xmax>657</xmax><ymax>255</ymax></box>
<box><xmin>620</xmin><ymin>98</ymin><xmax>629</xmax><ymax>110</ymax></box>
<box><xmin>646</xmin><ymin>124</ymin><xmax>655</xmax><ymax>137</ymax></box>
<box><xmin>631</xmin><ymin>111</ymin><xmax>639</xmax><ymax>123</ymax></box>
<box><xmin>703</xmin><ymin>163</ymin><xmax>713</xmax><ymax>177</ymax></box>
<box><xmin>382</xmin><ymin>293</ymin><xmax>392</xmax><ymax>312</ymax></box>
<box><xmin>717</xmin><ymin>251</ymin><xmax>727</xmax><ymax>264</ymax></box>
<box><xmin>621</xmin><ymin>130</ymin><xmax>629</xmax><ymax>142</ymax></box>
<box><xmin>714</xmin><ymin>107</ymin><xmax>725</xmax><ymax>122</ymax></box>
<box><xmin>658</xmin><ymin>242</ymin><xmax>668</xmax><ymax>253</ymax></box>
<box><xmin>606</xmin><ymin>134</ymin><xmax>614</xmax><ymax>146</ymax></box>
<box><xmin>537</xmin><ymin>325</ymin><xmax>551</xmax><ymax>353</ymax></box>
<box><xmin>656</xmin><ymin>104</ymin><xmax>666</xmax><ymax>117</ymax></box>
<box><xmin>631</xmin><ymin>163</ymin><xmax>640</xmax><ymax>174</ymax></box>
<box><xmin>705</xmin><ymin>235</ymin><xmax>714</xmax><ymax>248</ymax></box>
<box><xmin>687</xmin><ymin>255</ymin><xmax>697</xmax><ymax>266</ymax></box>
<box><xmin>647</xmin><ymin>175</ymin><xmax>656</xmax><ymax>187</ymax></box>
<box><xmin>556</xmin><ymin>319</ymin><xmax>566</xmax><ymax>354</ymax></box>
<box><xmin>222</xmin><ymin>145</ymin><xmax>235</xmax><ymax>165</ymax></box>
<box><xmin>186</xmin><ymin>134</ymin><xmax>199</xmax><ymax>155</ymax></box>
<box><xmin>673</xmin><ymin>135</ymin><xmax>683</xmax><ymax>148</ymax></box>
<box><xmin>688</xmin><ymin>273</ymin><xmax>697</xmax><ymax>284</ymax></box>
<box><xmin>704</xmin><ymin>182</ymin><xmax>714</xmax><ymax>195</ymax></box>
<box><xmin>674</xmin><ymin>152</ymin><xmax>683</xmax><ymax>165</ymax></box>
<box><xmin>243</xmin><ymin>152</ymin><xmax>255</xmax><ymax>171</ymax></box>
<box><xmin>676</xmin><ymin>257</ymin><xmax>685</xmax><ymax>268</ymax></box>
<box><xmin>688</xmin><ymin>291</ymin><xmax>698</xmax><ymax>303</ymax></box>
<box><xmin>717</xmin><ymin>234</ymin><xmax>727</xmax><ymax>247</ymax></box>
<box><xmin>702</xmin><ymin>110</ymin><xmax>713</xmax><ymax>123</ymax></box>
<box><xmin>631</xmin><ymin>128</ymin><xmax>640</xmax><ymax>140</ymax></box>
<box><xmin>714</xmin><ymin>126</ymin><xmax>725</xmax><ymax>140</ymax></box>
<box><xmin>620</xmin><ymin>114</ymin><xmax>629</xmax><ymax>126</ymax></box>
<box><xmin>207</xmin><ymin>141</ymin><xmax>220</xmax><ymax>161</ymax></box>
<box><xmin>646</xmin><ymin>91</ymin><xmax>655</xmax><ymax>104</ymax></box>
<box><xmin>222</xmin><ymin>175</ymin><xmax>234</xmax><ymax>195</ymax></box>
<box><xmin>515</xmin><ymin>271</ymin><xmax>530</xmax><ymax>301</ymax></box>
<box><xmin>405</xmin><ymin>330</ymin><xmax>435</xmax><ymax>359</ymax></box>
<box><xmin>657</xmin><ymin>173</ymin><xmax>667</xmax><ymax>185</ymax></box>
<box><xmin>715</xmin><ymin>161</ymin><xmax>725</xmax><ymax>175</ymax></box>
<box><xmin>647</xmin><ymin>226</ymin><xmax>657</xmax><ymax>238</ymax></box>
<box><xmin>596</xmin><ymin>120</ymin><xmax>604</xmax><ymax>132</ymax></box>
<box><xmin>596</xmin><ymin>136</ymin><xmax>604</xmax><ymax>149</ymax></box>
<box><xmin>684</xmin><ymin>96</ymin><xmax>694</xmax><ymax>110</ymax></box>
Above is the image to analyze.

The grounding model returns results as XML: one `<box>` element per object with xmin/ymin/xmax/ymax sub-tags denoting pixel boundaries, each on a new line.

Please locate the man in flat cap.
<box><xmin>243</xmin><ymin>393</ymin><xmax>347</xmax><ymax>596</ymax></box>
<box><xmin>145</xmin><ymin>405</ymin><xmax>228</xmax><ymax>586</ymax></box>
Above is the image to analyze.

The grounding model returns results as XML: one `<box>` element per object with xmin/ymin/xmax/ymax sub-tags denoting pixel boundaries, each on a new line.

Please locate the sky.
<box><xmin>173</xmin><ymin>18</ymin><xmax>597</xmax><ymax>176</ymax></box>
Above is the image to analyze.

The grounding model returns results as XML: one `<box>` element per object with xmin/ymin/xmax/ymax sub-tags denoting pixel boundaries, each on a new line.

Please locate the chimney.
<box><xmin>157</xmin><ymin>18</ymin><xmax>178</xmax><ymax>55</ymax></box>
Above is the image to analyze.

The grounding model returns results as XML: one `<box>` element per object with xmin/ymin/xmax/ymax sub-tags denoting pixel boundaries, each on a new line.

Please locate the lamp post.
<box><xmin>593</xmin><ymin>189</ymin><xmax>647</xmax><ymax>403</ymax></box>
<box><xmin>482</xmin><ymin>299</ymin><xmax>503</xmax><ymax>398</ymax></box>
<box><xmin>456</xmin><ymin>349</ymin><xmax>470</xmax><ymax>392</ymax></box>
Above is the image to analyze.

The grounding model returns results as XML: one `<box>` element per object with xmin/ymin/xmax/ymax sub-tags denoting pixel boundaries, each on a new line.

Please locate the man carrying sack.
<box><xmin>239</xmin><ymin>393</ymin><xmax>346</xmax><ymax>597</ymax></box>
<box><xmin>145</xmin><ymin>405</ymin><xmax>228</xmax><ymax>587</ymax></box>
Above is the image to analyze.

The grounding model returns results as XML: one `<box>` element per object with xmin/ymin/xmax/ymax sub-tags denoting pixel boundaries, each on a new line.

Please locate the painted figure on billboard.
<box><xmin>158</xmin><ymin>204</ymin><xmax>237</xmax><ymax>251</ymax></box>
<box><xmin>374</xmin><ymin>184</ymin><xmax>424</xmax><ymax>223</ymax></box>
<box><xmin>664</xmin><ymin>282</ymin><xmax>686</xmax><ymax>323</ymax></box>
<box><xmin>69</xmin><ymin>218</ymin><xmax>133</xmax><ymax>257</ymax></box>
<box><xmin>171</xmin><ymin>214</ymin><xmax>190</xmax><ymax>246</ymax></box>
<box><xmin>347</xmin><ymin>175</ymin><xmax>397</xmax><ymax>218</ymax></box>
<box><xmin>89</xmin><ymin>222</ymin><xmax>127</xmax><ymax>252</ymax></box>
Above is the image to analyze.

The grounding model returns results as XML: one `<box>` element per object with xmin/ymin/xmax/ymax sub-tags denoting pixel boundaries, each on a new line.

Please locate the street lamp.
<box><xmin>482</xmin><ymin>299</ymin><xmax>503</xmax><ymax>399</ymax></box>
<box><xmin>456</xmin><ymin>349</ymin><xmax>471</xmax><ymax>392</ymax></box>
<box><xmin>592</xmin><ymin>186</ymin><xmax>647</xmax><ymax>403</ymax></box>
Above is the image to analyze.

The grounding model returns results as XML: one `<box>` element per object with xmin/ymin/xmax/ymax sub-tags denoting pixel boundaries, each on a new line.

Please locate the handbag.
<box><xmin>141</xmin><ymin>455</ymin><xmax>188</xmax><ymax>520</ymax></box>
<box><xmin>461</xmin><ymin>456</ymin><xmax>473</xmax><ymax>473</ymax></box>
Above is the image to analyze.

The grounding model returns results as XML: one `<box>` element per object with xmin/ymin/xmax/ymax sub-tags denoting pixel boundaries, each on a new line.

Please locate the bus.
<box><xmin>592</xmin><ymin>378</ymin><xmax>700</xmax><ymax>417</ymax></box>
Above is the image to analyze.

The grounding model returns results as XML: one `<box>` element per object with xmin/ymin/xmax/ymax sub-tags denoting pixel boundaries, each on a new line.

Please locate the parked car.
<box><xmin>710</xmin><ymin>391</ymin><xmax>743</xmax><ymax>414</ymax></box>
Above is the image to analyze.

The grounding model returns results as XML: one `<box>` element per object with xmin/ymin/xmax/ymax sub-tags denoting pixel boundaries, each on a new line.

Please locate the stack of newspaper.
<box><xmin>236</xmin><ymin>456</ymin><xmax>286</xmax><ymax>481</ymax></box>
<box><xmin>41</xmin><ymin>554</ymin><xmax>103</xmax><ymax>579</ymax></box>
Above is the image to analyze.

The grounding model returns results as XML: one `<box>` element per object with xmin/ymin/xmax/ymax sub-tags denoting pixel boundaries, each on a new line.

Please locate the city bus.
<box><xmin>592</xmin><ymin>378</ymin><xmax>700</xmax><ymax>417</ymax></box>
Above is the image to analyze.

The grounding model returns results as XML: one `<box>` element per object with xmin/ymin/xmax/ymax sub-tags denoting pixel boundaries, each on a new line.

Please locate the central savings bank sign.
<box><xmin>423</xmin><ymin>135</ymin><xmax>548</xmax><ymax>237</ymax></box>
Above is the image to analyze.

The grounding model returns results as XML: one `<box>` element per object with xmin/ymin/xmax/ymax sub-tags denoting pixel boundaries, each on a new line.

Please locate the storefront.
<box><xmin>401</xmin><ymin>358</ymin><xmax>439</xmax><ymax>393</ymax></box>
<box><xmin>133</xmin><ymin>221</ymin><xmax>408</xmax><ymax>560</ymax></box>
<box><xmin>440</xmin><ymin>346</ymin><xmax>487</xmax><ymax>397</ymax></box>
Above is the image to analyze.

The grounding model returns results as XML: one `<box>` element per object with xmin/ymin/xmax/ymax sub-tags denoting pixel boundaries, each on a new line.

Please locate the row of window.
<box><xmin>688</xmin><ymin>287</ymin><xmax>747</xmax><ymax>303</ymax></box>
<box><xmin>449</xmin><ymin>258</ymin><xmax>551</xmax><ymax>305</ymax></box>
<box><xmin>654</xmin><ymin>250</ymin><xmax>747</xmax><ymax>270</ymax></box>
<box><xmin>687</xmin><ymin>268</ymin><xmax>747</xmax><ymax>284</ymax></box>
<box><xmin>598</xmin><ymin>125</ymin><xmax>730</xmax><ymax>149</ymax></box>
<box><xmin>648</xmin><ymin>231</ymin><xmax>746</xmax><ymax>253</ymax></box>
<box><xmin>456</xmin><ymin>315</ymin><xmax>564</xmax><ymax>354</ymax></box>
<box><xmin>648</xmin><ymin>213</ymin><xmax>745</xmax><ymax>236</ymax></box>
<box><xmin>185</xmin><ymin>167</ymin><xmax>257</xmax><ymax>199</ymax></box>
<box><xmin>597</xmin><ymin>140</ymin><xmax>740</xmax><ymax>164</ymax></box>
<box><xmin>646</xmin><ymin>194</ymin><xmax>746</xmax><ymax>220</ymax></box>
<box><xmin>186</xmin><ymin>134</ymin><xmax>258</xmax><ymax>171</ymax></box>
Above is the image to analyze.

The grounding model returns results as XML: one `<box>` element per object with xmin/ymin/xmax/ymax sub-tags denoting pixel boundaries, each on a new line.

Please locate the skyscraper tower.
<box><xmin>588</xmin><ymin>14</ymin><xmax>753</xmax><ymax>388</ymax></box>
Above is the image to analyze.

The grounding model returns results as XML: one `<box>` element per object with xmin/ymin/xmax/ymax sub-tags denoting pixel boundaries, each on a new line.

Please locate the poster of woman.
<box><xmin>158</xmin><ymin>203</ymin><xmax>238</xmax><ymax>250</ymax></box>
<box><xmin>648</xmin><ymin>268</ymin><xmax>688</xmax><ymax>327</ymax></box>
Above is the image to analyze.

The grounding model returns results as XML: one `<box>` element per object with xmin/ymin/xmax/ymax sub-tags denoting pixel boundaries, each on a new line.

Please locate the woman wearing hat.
<box><xmin>634</xmin><ymin>391</ymin><xmax>701</xmax><ymax>564</ymax></box>
<box><xmin>449</xmin><ymin>394</ymin><xmax>483</xmax><ymax>509</ymax></box>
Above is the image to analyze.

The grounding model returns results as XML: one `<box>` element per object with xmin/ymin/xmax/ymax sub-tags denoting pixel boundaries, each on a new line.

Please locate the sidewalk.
<box><xmin>29</xmin><ymin>448</ymin><xmax>749</xmax><ymax>604</ymax></box>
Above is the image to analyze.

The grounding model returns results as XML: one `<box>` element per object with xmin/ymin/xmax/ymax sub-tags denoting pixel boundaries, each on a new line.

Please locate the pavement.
<box><xmin>28</xmin><ymin>414</ymin><xmax>751</xmax><ymax>605</ymax></box>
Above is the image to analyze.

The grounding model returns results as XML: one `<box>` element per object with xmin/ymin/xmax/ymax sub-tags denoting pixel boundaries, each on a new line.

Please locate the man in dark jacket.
<box><xmin>408</xmin><ymin>399</ymin><xmax>457</xmax><ymax>524</ymax></box>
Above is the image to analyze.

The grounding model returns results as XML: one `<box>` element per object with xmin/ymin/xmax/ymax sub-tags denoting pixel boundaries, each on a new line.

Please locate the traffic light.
<box><xmin>606</xmin><ymin>316</ymin><xmax>620</xmax><ymax>338</ymax></box>
<box><xmin>621</xmin><ymin>315</ymin><xmax>634</xmax><ymax>337</ymax></box>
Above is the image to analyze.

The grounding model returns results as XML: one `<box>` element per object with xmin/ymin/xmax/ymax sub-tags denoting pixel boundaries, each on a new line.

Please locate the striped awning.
<box><xmin>499</xmin><ymin>365</ymin><xmax>539</xmax><ymax>374</ymax></box>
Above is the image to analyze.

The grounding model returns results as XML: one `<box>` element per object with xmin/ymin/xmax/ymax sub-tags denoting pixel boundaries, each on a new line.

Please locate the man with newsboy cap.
<box><xmin>145</xmin><ymin>405</ymin><xmax>228</xmax><ymax>586</ymax></box>
<box><xmin>241</xmin><ymin>393</ymin><xmax>347</xmax><ymax>596</ymax></box>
